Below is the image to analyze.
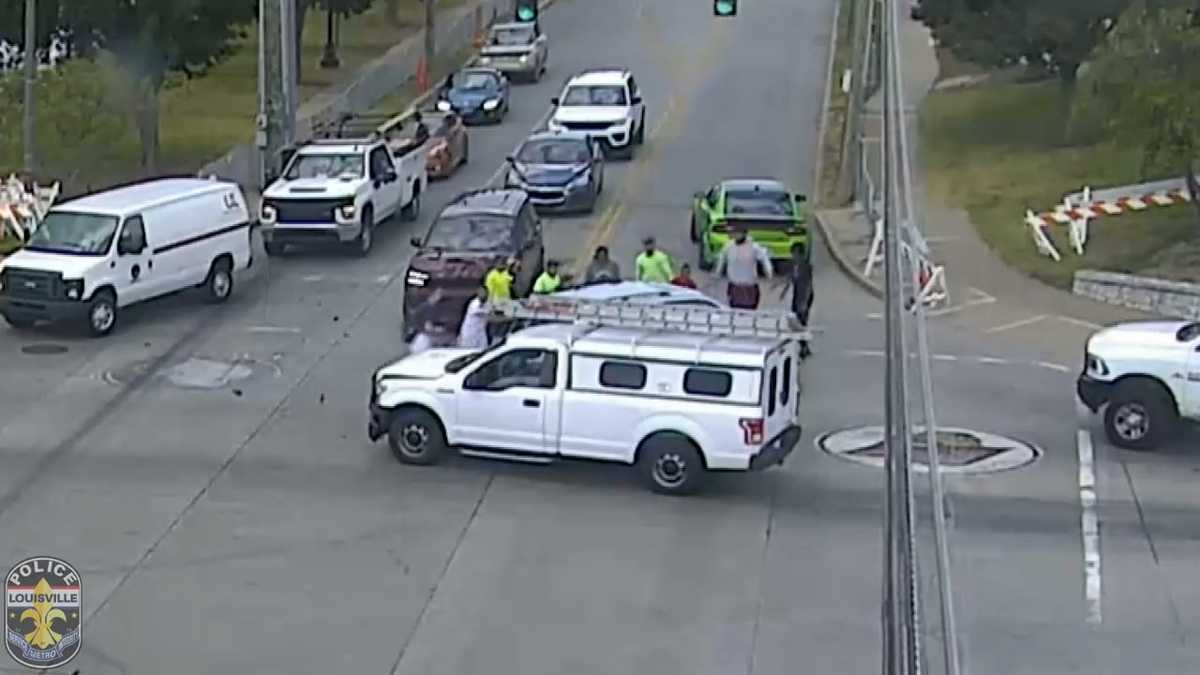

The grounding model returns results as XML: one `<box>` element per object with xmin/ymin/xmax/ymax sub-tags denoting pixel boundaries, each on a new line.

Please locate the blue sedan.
<box><xmin>435</xmin><ymin>67</ymin><xmax>510</xmax><ymax>125</ymax></box>
<box><xmin>504</xmin><ymin>130</ymin><xmax>605</xmax><ymax>213</ymax></box>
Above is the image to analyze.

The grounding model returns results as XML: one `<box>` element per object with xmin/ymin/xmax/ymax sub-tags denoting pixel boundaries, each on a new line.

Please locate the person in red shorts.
<box><xmin>714</xmin><ymin>225</ymin><xmax>773</xmax><ymax>309</ymax></box>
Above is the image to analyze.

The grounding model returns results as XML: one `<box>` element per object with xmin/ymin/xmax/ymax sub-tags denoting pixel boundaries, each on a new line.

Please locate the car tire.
<box><xmin>204</xmin><ymin>257</ymin><xmax>234</xmax><ymax>304</ymax></box>
<box><xmin>635</xmin><ymin>110</ymin><xmax>646</xmax><ymax>144</ymax></box>
<box><xmin>354</xmin><ymin>209</ymin><xmax>374</xmax><ymax>257</ymax></box>
<box><xmin>402</xmin><ymin>188</ymin><xmax>421</xmax><ymax>222</ymax></box>
<box><xmin>462</xmin><ymin>138</ymin><xmax>470</xmax><ymax>165</ymax></box>
<box><xmin>387</xmin><ymin>408</ymin><xmax>448</xmax><ymax>465</ymax></box>
<box><xmin>689</xmin><ymin>214</ymin><xmax>698</xmax><ymax>242</ymax></box>
<box><xmin>638</xmin><ymin>433</ymin><xmax>706</xmax><ymax>495</ymax></box>
<box><xmin>86</xmin><ymin>289</ymin><xmax>118</xmax><ymax>338</ymax></box>
<box><xmin>1103</xmin><ymin>380</ymin><xmax>1177</xmax><ymax>451</ymax></box>
<box><xmin>264</xmin><ymin>240</ymin><xmax>285</xmax><ymax>256</ymax></box>
<box><xmin>697</xmin><ymin>235</ymin><xmax>713</xmax><ymax>271</ymax></box>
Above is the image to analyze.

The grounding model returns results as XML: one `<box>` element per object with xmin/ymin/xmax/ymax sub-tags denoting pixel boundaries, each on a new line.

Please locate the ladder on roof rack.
<box><xmin>494</xmin><ymin>298</ymin><xmax>814</xmax><ymax>341</ymax></box>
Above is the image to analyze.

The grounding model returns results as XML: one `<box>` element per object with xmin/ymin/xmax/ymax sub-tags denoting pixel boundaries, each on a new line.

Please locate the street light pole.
<box><xmin>22</xmin><ymin>0</ymin><xmax>37</xmax><ymax>176</ymax></box>
<box><xmin>320</xmin><ymin>3</ymin><xmax>340</xmax><ymax>69</ymax></box>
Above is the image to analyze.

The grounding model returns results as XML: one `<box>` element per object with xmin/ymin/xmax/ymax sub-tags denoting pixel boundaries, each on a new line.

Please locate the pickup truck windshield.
<box><xmin>424</xmin><ymin>214</ymin><xmax>514</xmax><ymax>251</ymax></box>
<box><xmin>24</xmin><ymin>211</ymin><xmax>120</xmax><ymax>256</ymax></box>
<box><xmin>285</xmin><ymin>154</ymin><xmax>364</xmax><ymax>180</ymax></box>
<box><xmin>491</xmin><ymin>26</ymin><xmax>534</xmax><ymax>45</ymax></box>
<box><xmin>561</xmin><ymin>85</ymin><xmax>627</xmax><ymax>106</ymax></box>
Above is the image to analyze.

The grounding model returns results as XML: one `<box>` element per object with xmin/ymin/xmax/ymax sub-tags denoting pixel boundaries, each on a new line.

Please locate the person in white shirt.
<box><xmin>408</xmin><ymin>319</ymin><xmax>436</xmax><ymax>355</ymax></box>
<box><xmin>715</xmin><ymin>226</ymin><xmax>773</xmax><ymax>309</ymax></box>
<box><xmin>457</xmin><ymin>286</ymin><xmax>491</xmax><ymax>349</ymax></box>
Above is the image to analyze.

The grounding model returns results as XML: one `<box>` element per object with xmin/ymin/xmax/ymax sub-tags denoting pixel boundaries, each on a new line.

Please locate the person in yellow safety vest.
<box><xmin>485</xmin><ymin>256</ymin><xmax>518</xmax><ymax>303</ymax></box>
<box><xmin>635</xmin><ymin>236</ymin><xmax>673</xmax><ymax>283</ymax></box>
<box><xmin>533</xmin><ymin>259</ymin><xmax>565</xmax><ymax>294</ymax></box>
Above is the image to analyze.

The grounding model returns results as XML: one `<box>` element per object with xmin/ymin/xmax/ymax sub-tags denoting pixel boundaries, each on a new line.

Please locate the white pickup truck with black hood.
<box><xmin>1077</xmin><ymin>320</ymin><xmax>1200</xmax><ymax>450</ymax></box>
<box><xmin>476</xmin><ymin>21</ymin><xmax>548</xmax><ymax>82</ymax></box>
<box><xmin>259</xmin><ymin>116</ymin><xmax>427</xmax><ymax>257</ymax></box>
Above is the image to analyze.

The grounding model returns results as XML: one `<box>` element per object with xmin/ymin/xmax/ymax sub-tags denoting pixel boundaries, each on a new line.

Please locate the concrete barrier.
<box><xmin>1073</xmin><ymin>269</ymin><xmax>1200</xmax><ymax>321</ymax></box>
<box><xmin>200</xmin><ymin>0</ymin><xmax>506</xmax><ymax>189</ymax></box>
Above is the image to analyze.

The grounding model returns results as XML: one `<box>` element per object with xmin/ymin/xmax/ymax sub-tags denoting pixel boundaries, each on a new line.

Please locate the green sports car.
<box><xmin>689</xmin><ymin>178</ymin><xmax>810</xmax><ymax>270</ymax></box>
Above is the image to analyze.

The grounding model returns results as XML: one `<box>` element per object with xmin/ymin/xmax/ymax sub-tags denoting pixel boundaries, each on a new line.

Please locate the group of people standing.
<box><xmin>411</xmin><ymin>227</ymin><xmax>814</xmax><ymax>359</ymax></box>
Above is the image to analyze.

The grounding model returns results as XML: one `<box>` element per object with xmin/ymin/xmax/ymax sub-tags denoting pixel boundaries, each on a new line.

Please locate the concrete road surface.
<box><xmin>0</xmin><ymin>0</ymin><xmax>1197</xmax><ymax>672</ymax></box>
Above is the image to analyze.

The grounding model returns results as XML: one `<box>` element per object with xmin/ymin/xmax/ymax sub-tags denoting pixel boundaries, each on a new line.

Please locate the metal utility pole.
<box><xmin>881</xmin><ymin>0</ymin><xmax>920</xmax><ymax>670</ymax></box>
<box><xmin>258</xmin><ymin>0</ymin><xmax>298</xmax><ymax>187</ymax></box>
<box><xmin>423</xmin><ymin>0</ymin><xmax>436</xmax><ymax>88</ymax></box>
<box><xmin>22</xmin><ymin>0</ymin><xmax>37</xmax><ymax>176</ymax></box>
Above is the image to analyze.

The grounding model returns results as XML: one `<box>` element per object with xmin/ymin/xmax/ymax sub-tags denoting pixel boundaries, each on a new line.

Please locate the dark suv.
<box><xmin>404</xmin><ymin>188</ymin><xmax>544</xmax><ymax>342</ymax></box>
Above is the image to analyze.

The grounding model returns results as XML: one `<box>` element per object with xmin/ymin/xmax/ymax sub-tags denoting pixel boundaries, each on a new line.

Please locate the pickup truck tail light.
<box><xmin>739</xmin><ymin>417</ymin><xmax>764</xmax><ymax>445</ymax></box>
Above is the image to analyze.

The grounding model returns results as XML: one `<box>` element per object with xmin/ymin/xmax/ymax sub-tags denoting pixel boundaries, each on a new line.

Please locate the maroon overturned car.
<box><xmin>404</xmin><ymin>188</ymin><xmax>545</xmax><ymax>342</ymax></box>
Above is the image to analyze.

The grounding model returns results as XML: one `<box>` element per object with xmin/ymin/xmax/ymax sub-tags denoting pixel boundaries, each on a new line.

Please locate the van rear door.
<box><xmin>760</xmin><ymin>340</ymin><xmax>799</xmax><ymax>444</ymax></box>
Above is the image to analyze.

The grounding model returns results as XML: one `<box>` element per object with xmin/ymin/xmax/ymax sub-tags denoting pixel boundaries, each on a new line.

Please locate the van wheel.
<box><xmin>387</xmin><ymin>408</ymin><xmax>447</xmax><ymax>465</ymax></box>
<box><xmin>86</xmin><ymin>290</ymin><xmax>118</xmax><ymax>337</ymax></box>
<box><xmin>204</xmin><ymin>258</ymin><xmax>234</xmax><ymax>304</ymax></box>
<box><xmin>638</xmin><ymin>434</ymin><xmax>706</xmax><ymax>495</ymax></box>
<box><xmin>402</xmin><ymin>188</ymin><xmax>421</xmax><ymax>222</ymax></box>
<box><xmin>354</xmin><ymin>209</ymin><xmax>374</xmax><ymax>257</ymax></box>
<box><xmin>697</xmin><ymin>236</ymin><xmax>713</xmax><ymax>271</ymax></box>
<box><xmin>1104</xmin><ymin>380</ymin><xmax>1176</xmax><ymax>451</ymax></box>
<box><xmin>3</xmin><ymin>313</ymin><xmax>34</xmax><ymax>330</ymax></box>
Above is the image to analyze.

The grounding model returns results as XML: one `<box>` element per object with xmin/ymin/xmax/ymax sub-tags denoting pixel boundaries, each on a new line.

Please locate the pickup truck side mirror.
<box><xmin>383</xmin><ymin>170</ymin><xmax>398</xmax><ymax>182</ymax></box>
<box><xmin>550</xmin><ymin>97</ymin><xmax>559</xmax><ymax>105</ymax></box>
<box><xmin>631</xmin><ymin>96</ymin><xmax>643</xmax><ymax>105</ymax></box>
<box><xmin>505</xmin><ymin>155</ymin><xmax>516</xmax><ymax>164</ymax></box>
<box><xmin>410</xmin><ymin>236</ymin><xmax>423</xmax><ymax>247</ymax></box>
<box><xmin>794</xmin><ymin>193</ymin><xmax>808</xmax><ymax>203</ymax></box>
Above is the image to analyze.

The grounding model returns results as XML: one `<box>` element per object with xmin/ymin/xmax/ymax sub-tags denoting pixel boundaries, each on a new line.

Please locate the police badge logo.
<box><xmin>5</xmin><ymin>556</ymin><xmax>82</xmax><ymax>670</ymax></box>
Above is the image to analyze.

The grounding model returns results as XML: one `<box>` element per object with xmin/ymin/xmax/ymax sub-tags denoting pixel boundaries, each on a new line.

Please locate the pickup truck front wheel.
<box><xmin>388</xmin><ymin>408</ymin><xmax>447</xmax><ymax>465</ymax></box>
<box><xmin>1104</xmin><ymin>380</ymin><xmax>1177</xmax><ymax>451</ymax></box>
<box><xmin>638</xmin><ymin>433</ymin><xmax>706</xmax><ymax>495</ymax></box>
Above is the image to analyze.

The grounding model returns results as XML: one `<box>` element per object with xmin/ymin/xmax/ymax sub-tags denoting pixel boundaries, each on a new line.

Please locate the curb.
<box><xmin>813</xmin><ymin>210</ymin><xmax>883</xmax><ymax>299</ymax></box>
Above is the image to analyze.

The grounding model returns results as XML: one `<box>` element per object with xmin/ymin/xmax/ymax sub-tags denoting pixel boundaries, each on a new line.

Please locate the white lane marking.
<box><xmin>1077</xmin><ymin>429</ymin><xmax>1103</xmax><ymax>624</ymax></box>
<box><xmin>845</xmin><ymin>348</ymin><xmax>886</xmax><ymax>357</ymax></box>
<box><xmin>984</xmin><ymin>314</ymin><xmax>1047</xmax><ymax>334</ymax></box>
<box><xmin>931</xmin><ymin>353</ymin><xmax>957</xmax><ymax>362</ymax></box>
<box><xmin>487</xmin><ymin>107</ymin><xmax>557</xmax><ymax>186</ymax></box>
<box><xmin>376</xmin><ymin>275</ymin><xmax>392</xmax><ymax>284</ymax></box>
<box><xmin>301</xmin><ymin>274</ymin><xmax>325</xmax><ymax>282</ymax></box>
<box><xmin>1036</xmin><ymin>361</ymin><xmax>1071</xmax><ymax>373</ymax></box>
<box><xmin>840</xmin><ymin>349</ymin><xmax>1069</xmax><ymax>371</ymax></box>
<box><xmin>245</xmin><ymin>326</ymin><xmax>302</xmax><ymax>334</ymax></box>
<box><xmin>1054</xmin><ymin>315</ymin><xmax>1102</xmax><ymax>330</ymax></box>
<box><xmin>976</xmin><ymin>356</ymin><xmax>1008</xmax><ymax>364</ymax></box>
<box><xmin>865</xmin><ymin>312</ymin><xmax>883</xmax><ymax>320</ymax></box>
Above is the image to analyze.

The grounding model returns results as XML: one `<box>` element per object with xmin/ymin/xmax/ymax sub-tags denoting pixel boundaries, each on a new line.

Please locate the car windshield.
<box><xmin>491</xmin><ymin>26</ymin><xmax>534</xmax><ymax>46</ymax></box>
<box><xmin>423</xmin><ymin>214</ymin><xmax>514</xmax><ymax>251</ymax></box>
<box><xmin>24</xmin><ymin>211</ymin><xmax>120</xmax><ymax>256</ymax></box>
<box><xmin>284</xmin><ymin>153</ymin><xmax>364</xmax><ymax>180</ymax></box>
<box><xmin>561</xmin><ymin>84</ymin><xmax>627</xmax><ymax>106</ymax></box>
<box><xmin>516</xmin><ymin>138</ymin><xmax>590</xmax><ymax>164</ymax></box>
<box><xmin>724</xmin><ymin>188</ymin><xmax>792</xmax><ymax>216</ymax></box>
<box><xmin>451</xmin><ymin>71</ymin><xmax>497</xmax><ymax>90</ymax></box>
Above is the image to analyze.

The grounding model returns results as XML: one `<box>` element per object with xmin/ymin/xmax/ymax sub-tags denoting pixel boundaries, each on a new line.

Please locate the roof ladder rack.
<box><xmin>494</xmin><ymin>298</ymin><xmax>815</xmax><ymax>341</ymax></box>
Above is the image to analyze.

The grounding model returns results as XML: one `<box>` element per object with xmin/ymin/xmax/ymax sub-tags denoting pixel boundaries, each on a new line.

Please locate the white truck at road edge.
<box><xmin>368</xmin><ymin>301</ymin><xmax>808</xmax><ymax>494</ymax></box>
<box><xmin>1077</xmin><ymin>320</ymin><xmax>1200</xmax><ymax>450</ymax></box>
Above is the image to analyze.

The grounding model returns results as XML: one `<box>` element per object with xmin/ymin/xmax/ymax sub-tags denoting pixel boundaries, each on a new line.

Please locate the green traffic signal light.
<box><xmin>714</xmin><ymin>0</ymin><xmax>736</xmax><ymax>15</ymax></box>
<box><xmin>517</xmin><ymin>5</ymin><xmax>536</xmax><ymax>20</ymax></box>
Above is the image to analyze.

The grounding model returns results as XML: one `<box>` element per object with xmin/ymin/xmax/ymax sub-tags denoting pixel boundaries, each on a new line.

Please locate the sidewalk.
<box><xmin>812</xmin><ymin>16</ymin><xmax>1155</xmax><ymax>361</ymax></box>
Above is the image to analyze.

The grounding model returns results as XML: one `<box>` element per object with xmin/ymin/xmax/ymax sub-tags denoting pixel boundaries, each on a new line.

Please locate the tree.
<box><xmin>919</xmin><ymin>0</ymin><xmax>1131</xmax><ymax>95</ymax></box>
<box><xmin>1088</xmin><ymin>3</ymin><xmax>1200</xmax><ymax>225</ymax></box>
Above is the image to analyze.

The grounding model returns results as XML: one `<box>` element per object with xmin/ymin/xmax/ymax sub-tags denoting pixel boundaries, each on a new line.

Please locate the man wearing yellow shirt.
<box><xmin>634</xmin><ymin>237</ymin><xmax>673</xmax><ymax>283</ymax></box>
<box><xmin>485</xmin><ymin>257</ymin><xmax>517</xmax><ymax>303</ymax></box>
<box><xmin>533</xmin><ymin>260</ymin><xmax>565</xmax><ymax>294</ymax></box>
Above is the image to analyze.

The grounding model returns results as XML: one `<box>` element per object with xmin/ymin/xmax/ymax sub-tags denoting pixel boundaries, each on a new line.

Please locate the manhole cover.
<box><xmin>816</xmin><ymin>426</ymin><xmax>1040</xmax><ymax>474</ymax></box>
<box><xmin>20</xmin><ymin>344</ymin><xmax>69</xmax><ymax>355</ymax></box>
<box><xmin>104</xmin><ymin>356</ymin><xmax>280</xmax><ymax>390</ymax></box>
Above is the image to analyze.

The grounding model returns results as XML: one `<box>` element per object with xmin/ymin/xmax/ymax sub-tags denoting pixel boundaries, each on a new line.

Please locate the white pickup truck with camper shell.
<box><xmin>0</xmin><ymin>177</ymin><xmax>253</xmax><ymax>337</ymax></box>
<box><xmin>1077</xmin><ymin>320</ymin><xmax>1200</xmax><ymax>450</ymax></box>
<box><xmin>368</xmin><ymin>299</ymin><xmax>809</xmax><ymax>494</ymax></box>
<box><xmin>259</xmin><ymin>116</ymin><xmax>427</xmax><ymax>257</ymax></box>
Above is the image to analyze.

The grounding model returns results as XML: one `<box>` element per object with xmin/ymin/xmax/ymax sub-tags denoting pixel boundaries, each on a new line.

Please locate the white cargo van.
<box><xmin>368</xmin><ymin>299</ymin><xmax>810</xmax><ymax>495</ymax></box>
<box><xmin>0</xmin><ymin>178</ymin><xmax>253</xmax><ymax>336</ymax></box>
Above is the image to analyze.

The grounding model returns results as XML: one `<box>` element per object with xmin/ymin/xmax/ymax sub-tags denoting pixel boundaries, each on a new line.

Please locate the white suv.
<box><xmin>1077</xmin><ymin>320</ymin><xmax>1200</xmax><ymax>449</ymax></box>
<box><xmin>548</xmin><ymin>69</ymin><xmax>646</xmax><ymax>158</ymax></box>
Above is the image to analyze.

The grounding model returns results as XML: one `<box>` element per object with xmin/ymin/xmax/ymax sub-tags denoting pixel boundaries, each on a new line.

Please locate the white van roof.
<box><xmin>55</xmin><ymin>178</ymin><xmax>239</xmax><ymax>217</ymax></box>
<box><xmin>512</xmin><ymin>323</ymin><xmax>785</xmax><ymax>369</ymax></box>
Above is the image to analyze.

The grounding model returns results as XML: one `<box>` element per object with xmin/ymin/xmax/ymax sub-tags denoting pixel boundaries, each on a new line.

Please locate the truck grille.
<box><xmin>560</xmin><ymin>121</ymin><xmax>616</xmax><ymax>131</ymax></box>
<box><xmin>267</xmin><ymin>198</ymin><xmax>352</xmax><ymax>224</ymax></box>
<box><xmin>3</xmin><ymin>267</ymin><xmax>59</xmax><ymax>299</ymax></box>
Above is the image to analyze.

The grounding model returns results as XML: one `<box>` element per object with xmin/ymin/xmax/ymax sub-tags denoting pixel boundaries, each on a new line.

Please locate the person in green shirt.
<box><xmin>485</xmin><ymin>257</ymin><xmax>517</xmax><ymax>303</ymax></box>
<box><xmin>533</xmin><ymin>259</ymin><xmax>565</xmax><ymax>294</ymax></box>
<box><xmin>635</xmin><ymin>236</ymin><xmax>673</xmax><ymax>283</ymax></box>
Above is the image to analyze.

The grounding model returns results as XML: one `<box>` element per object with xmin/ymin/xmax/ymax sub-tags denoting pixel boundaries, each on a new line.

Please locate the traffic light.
<box><xmin>714</xmin><ymin>0</ymin><xmax>736</xmax><ymax>16</ymax></box>
<box><xmin>515</xmin><ymin>0</ymin><xmax>538</xmax><ymax>22</ymax></box>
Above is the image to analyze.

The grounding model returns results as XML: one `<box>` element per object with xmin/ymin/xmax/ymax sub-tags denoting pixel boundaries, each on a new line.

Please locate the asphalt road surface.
<box><xmin>1</xmin><ymin>0</ymin><xmax>1197</xmax><ymax>672</ymax></box>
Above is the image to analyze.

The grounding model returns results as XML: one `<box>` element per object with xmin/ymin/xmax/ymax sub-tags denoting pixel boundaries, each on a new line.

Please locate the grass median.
<box><xmin>920</xmin><ymin>78</ymin><xmax>1198</xmax><ymax>288</ymax></box>
<box><xmin>0</xmin><ymin>0</ymin><xmax>469</xmax><ymax>194</ymax></box>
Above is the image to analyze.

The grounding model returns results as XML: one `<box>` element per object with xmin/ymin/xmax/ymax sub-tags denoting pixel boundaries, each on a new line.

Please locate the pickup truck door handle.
<box><xmin>522</xmin><ymin>399</ymin><xmax>540</xmax><ymax>408</ymax></box>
